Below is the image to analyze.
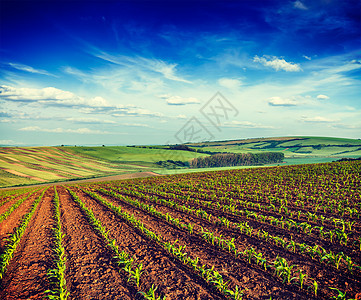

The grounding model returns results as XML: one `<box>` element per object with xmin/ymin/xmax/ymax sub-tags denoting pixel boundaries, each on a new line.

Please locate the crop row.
<box><xmin>106</xmin><ymin>184</ymin><xmax>360</xmax><ymax>272</ymax></box>
<box><xmin>0</xmin><ymin>188</ymin><xmax>47</xmax><ymax>279</ymax></box>
<box><xmin>128</xmin><ymin>161</ymin><xmax>361</xmax><ymax>217</ymax></box>
<box><xmin>44</xmin><ymin>187</ymin><xmax>69</xmax><ymax>300</ymax></box>
<box><xmin>94</xmin><ymin>186</ymin><xmax>358</xmax><ymax>299</ymax></box>
<box><xmin>0</xmin><ymin>189</ymin><xmax>40</xmax><ymax>223</ymax></box>
<box><xmin>116</xmin><ymin>183</ymin><xmax>358</xmax><ymax>248</ymax></box>
<box><xmin>67</xmin><ymin>188</ymin><xmax>166</xmax><ymax>300</ymax></box>
<box><xmin>80</xmin><ymin>187</ymin><xmax>243</xmax><ymax>300</ymax></box>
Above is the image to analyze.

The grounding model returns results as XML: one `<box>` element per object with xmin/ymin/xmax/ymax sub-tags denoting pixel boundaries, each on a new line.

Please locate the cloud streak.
<box><xmin>18</xmin><ymin>126</ymin><xmax>111</xmax><ymax>134</ymax></box>
<box><xmin>91</xmin><ymin>50</ymin><xmax>191</xmax><ymax>83</ymax></box>
<box><xmin>223</xmin><ymin>120</ymin><xmax>274</xmax><ymax>129</ymax></box>
<box><xmin>159</xmin><ymin>94</ymin><xmax>200</xmax><ymax>105</ymax></box>
<box><xmin>7</xmin><ymin>63</ymin><xmax>56</xmax><ymax>77</ymax></box>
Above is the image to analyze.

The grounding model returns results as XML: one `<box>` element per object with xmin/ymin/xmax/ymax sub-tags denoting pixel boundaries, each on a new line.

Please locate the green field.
<box><xmin>187</xmin><ymin>136</ymin><xmax>361</xmax><ymax>158</ymax></box>
<box><xmin>0</xmin><ymin>136</ymin><xmax>360</xmax><ymax>188</ymax></box>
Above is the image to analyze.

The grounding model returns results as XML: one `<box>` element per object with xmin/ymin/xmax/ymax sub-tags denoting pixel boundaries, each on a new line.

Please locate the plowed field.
<box><xmin>0</xmin><ymin>161</ymin><xmax>360</xmax><ymax>299</ymax></box>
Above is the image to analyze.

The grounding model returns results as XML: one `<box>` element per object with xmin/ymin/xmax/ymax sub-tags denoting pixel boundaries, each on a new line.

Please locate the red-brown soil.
<box><xmin>69</xmin><ymin>187</ymin><xmax>224</xmax><ymax>300</ymax></box>
<box><xmin>56</xmin><ymin>186</ymin><xmax>137</xmax><ymax>299</ymax></box>
<box><xmin>0</xmin><ymin>191</ymin><xmax>39</xmax><ymax>251</ymax></box>
<box><xmin>1</xmin><ymin>161</ymin><xmax>360</xmax><ymax>300</ymax></box>
<box><xmin>0</xmin><ymin>188</ymin><xmax>52</xmax><ymax>299</ymax></box>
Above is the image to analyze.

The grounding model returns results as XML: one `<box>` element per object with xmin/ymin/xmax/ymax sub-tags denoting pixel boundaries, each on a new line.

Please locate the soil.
<box><xmin>0</xmin><ymin>188</ymin><xmax>53</xmax><ymax>299</ymax></box>
<box><xmin>69</xmin><ymin>187</ymin><xmax>224</xmax><ymax>300</ymax></box>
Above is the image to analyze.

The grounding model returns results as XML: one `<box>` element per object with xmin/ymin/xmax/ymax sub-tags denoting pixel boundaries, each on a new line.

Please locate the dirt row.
<box><xmin>99</xmin><ymin>185</ymin><xmax>361</xmax><ymax>299</ymax></box>
<box><xmin>116</xmin><ymin>185</ymin><xmax>361</xmax><ymax>263</ymax></box>
<box><xmin>69</xmin><ymin>187</ymin><xmax>224</xmax><ymax>300</ymax></box>
<box><xmin>0</xmin><ymin>191</ymin><xmax>38</xmax><ymax>252</ymax></box>
<box><xmin>78</xmin><ymin>187</ymin><xmax>310</xmax><ymax>300</ymax></box>
<box><xmin>1</xmin><ymin>182</ymin><xmax>359</xmax><ymax>299</ymax></box>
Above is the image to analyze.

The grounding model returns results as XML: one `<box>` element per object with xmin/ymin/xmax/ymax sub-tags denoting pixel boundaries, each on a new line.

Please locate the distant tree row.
<box><xmin>190</xmin><ymin>152</ymin><xmax>284</xmax><ymax>168</ymax></box>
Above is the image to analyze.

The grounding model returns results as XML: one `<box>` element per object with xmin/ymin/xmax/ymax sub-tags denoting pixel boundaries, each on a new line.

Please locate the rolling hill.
<box><xmin>0</xmin><ymin>136</ymin><xmax>360</xmax><ymax>187</ymax></box>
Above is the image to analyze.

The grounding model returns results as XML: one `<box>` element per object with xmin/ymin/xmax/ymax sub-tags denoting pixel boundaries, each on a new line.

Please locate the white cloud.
<box><xmin>8</xmin><ymin>63</ymin><xmax>55</xmax><ymax>77</ymax></box>
<box><xmin>316</xmin><ymin>94</ymin><xmax>330</xmax><ymax>100</ymax></box>
<box><xmin>113</xmin><ymin>108</ymin><xmax>163</xmax><ymax>118</ymax></box>
<box><xmin>223</xmin><ymin>120</ymin><xmax>274</xmax><ymax>129</ymax></box>
<box><xmin>303</xmin><ymin>55</ymin><xmax>311</xmax><ymax>60</ymax></box>
<box><xmin>331</xmin><ymin>123</ymin><xmax>361</xmax><ymax>129</ymax></box>
<box><xmin>66</xmin><ymin>117</ymin><xmax>116</xmax><ymax>124</ymax></box>
<box><xmin>121</xmin><ymin>123</ymin><xmax>150</xmax><ymax>127</ymax></box>
<box><xmin>0</xmin><ymin>85</ymin><xmax>110</xmax><ymax>107</ymax></box>
<box><xmin>301</xmin><ymin>116</ymin><xmax>337</xmax><ymax>123</ymax></box>
<box><xmin>0</xmin><ymin>139</ymin><xmax>23</xmax><ymax>145</ymax></box>
<box><xmin>253</xmin><ymin>55</ymin><xmax>302</xmax><ymax>72</ymax></box>
<box><xmin>19</xmin><ymin>126</ymin><xmax>110</xmax><ymax>134</ymax></box>
<box><xmin>218</xmin><ymin>78</ymin><xmax>242</xmax><ymax>89</ymax></box>
<box><xmin>268</xmin><ymin>96</ymin><xmax>298</xmax><ymax>106</ymax></box>
<box><xmin>160</xmin><ymin>95</ymin><xmax>200</xmax><ymax>105</ymax></box>
<box><xmin>294</xmin><ymin>1</ymin><xmax>308</xmax><ymax>10</ymax></box>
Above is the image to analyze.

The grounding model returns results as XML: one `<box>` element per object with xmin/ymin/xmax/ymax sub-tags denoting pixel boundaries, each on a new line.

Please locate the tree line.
<box><xmin>190</xmin><ymin>152</ymin><xmax>284</xmax><ymax>168</ymax></box>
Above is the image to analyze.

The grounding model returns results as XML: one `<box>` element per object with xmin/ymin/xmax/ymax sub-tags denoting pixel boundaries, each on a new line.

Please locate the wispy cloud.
<box><xmin>223</xmin><ymin>120</ymin><xmax>274</xmax><ymax>129</ymax></box>
<box><xmin>91</xmin><ymin>49</ymin><xmax>191</xmax><ymax>83</ymax></box>
<box><xmin>66</xmin><ymin>117</ymin><xmax>116</xmax><ymax>124</ymax></box>
<box><xmin>159</xmin><ymin>94</ymin><xmax>200</xmax><ymax>105</ymax></box>
<box><xmin>253</xmin><ymin>55</ymin><xmax>302</xmax><ymax>72</ymax></box>
<box><xmin>0</xmin><ymin>139</ymin><xmax>24</xmax><ymax>145</ymax></box>
<box><xmin>293</xmin><ymin>1</ymin><xmax>308</xmax><ymax>10</ymax></box>
<box><xmin>121</xmin><ymin>123</ymin><xmax>150</xmax><ymax>127</ymax></box>
<box><xmin>7</xmin><ymin>63</ymin><xmax>56</xmax><ymax>77</ymax></box>
<box><xmin>218</xmin><ymin>78</ymin><xmax>242</xmax><ymax>89</ymax></box>
<box><xmin>301</xmin><ymin>116</ymin><xmax>338</xmax><ymax>123</ymax></box>
<box><xmin>19</xmin><ymin>126</ymin><xmax>111</xmax><ymax>134</ymax></box>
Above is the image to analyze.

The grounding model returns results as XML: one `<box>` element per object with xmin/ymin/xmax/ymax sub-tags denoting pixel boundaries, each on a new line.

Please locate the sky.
<box><xmin>0</xmin><ymin>0</ymin><xmax>360</xmax><ymax>146</ymax></box>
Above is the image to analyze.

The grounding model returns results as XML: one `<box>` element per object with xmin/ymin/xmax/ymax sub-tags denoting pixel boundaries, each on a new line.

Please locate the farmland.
<box><xmin>1</xmin><ymin>136</ymin><xmax>361</xmax><ymax>188</ymax></box>
<box><xmin>0</xmin><ymin>160</ymin><xmax>360</xmax><ymax>299</ymax></box>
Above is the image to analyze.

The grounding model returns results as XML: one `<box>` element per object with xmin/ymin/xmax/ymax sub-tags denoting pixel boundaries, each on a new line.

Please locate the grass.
<box><xmin>1</xmin><ymin>136</ymin><xmax>360</xmax><ymax>188</ymax></box>
<box><xmin>68</xmin><ymin>146</ymin><xmax>207</xmax><ymax>164</ymax></box>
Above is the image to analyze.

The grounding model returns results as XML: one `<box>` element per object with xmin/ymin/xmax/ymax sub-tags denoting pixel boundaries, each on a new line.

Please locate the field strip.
<box><xmin>45</xmin><ymin>186</ymin><xmax>70</xmax><ymax>300</ymax></box>
<box><xmin>105</xmin><ymin>185</ymin><xmax>361</xmax><ymax>298</ymax></box>
<box><xmin>0</xmin><ymin>189</ymin><xmax>39</xmax><ymax>223</ymax></box>
<box><xmin>67</xmin><ymin>188</ymin><xmax>168</xmax><ymax>300</ymax></box>
<box><xmin>140</xmin><ymin>181</ymin><xmax>361</xmax><ymax>227</ymax></box>
<box><xmin>127</xmin><ymin>181</ymin><xmax>360</xmax><ymax>232</ymax></box>
<box><xmin>0</xmin><ymin>189</ymin><xmax>25</xmax><ymax>204</ymax></box>
<box><xmin>119</xmin><ymin>184</ymin><xmax>360</xmax><ymax>263</ymax></box>
<box><xmin>56</xmin><ymin>186</ymin><xmax>138</xmax><ymax>299</ymax></box>
<box><xmin>69</xmin><ymin>187</ymin><xmax>225</xmax><ymax>300</ymax></box>
<box><xmin>0</xmin><ymin>188</ymin><xmax>47</xmax><ymax>284</ymax></box>
<box><xmin>82</xmin><ymin>187</ymin><xmax>309</xmax><ymax>300</ymax></box>
<box><xmin>0</xmin><ymin>188</ymin><xmax>54</xmax><ymax>299</ymax></box>
<box><xmin>0</xmin><ymin>191</ymin><xmax>29</xmax><ymax>215</ymax></box>
<box><xmin>0</xmin><ymin>189</ymin><xmax>42</xmax><ymax>251</ymax></box>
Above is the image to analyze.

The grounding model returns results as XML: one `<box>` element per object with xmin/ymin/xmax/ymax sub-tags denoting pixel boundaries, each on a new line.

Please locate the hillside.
<box><xmin>0</xmin><ymin>136</ymin><xmax>360</xmax><ymax>187</ymax></box>
<box><xmin>186</xmin><ymin>136</ymin><xmax>361</xmax><ymax>158</ymax></box>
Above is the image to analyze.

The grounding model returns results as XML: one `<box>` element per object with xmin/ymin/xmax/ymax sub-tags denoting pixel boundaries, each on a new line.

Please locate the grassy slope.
<box><xmin>67</xmin><ymin>146</ymin><xmax>207</xmax><ymax>165</ymax></box>
<box><xmin>187</xmin><ymin>136</ymin><xmax>361</xmax><ymax>159</ymax></box>
<box><xmin>1</xmin><ymin>136</ymin><xmax>360</xmax><ymax>187</ymax></box>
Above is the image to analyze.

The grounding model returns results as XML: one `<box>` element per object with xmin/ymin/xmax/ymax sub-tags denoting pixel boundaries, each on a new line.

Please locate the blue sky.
<box><xmin>0</xmin><ymin>0</ymin><xmax>360</xmax><ymax>146</ymax></box>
